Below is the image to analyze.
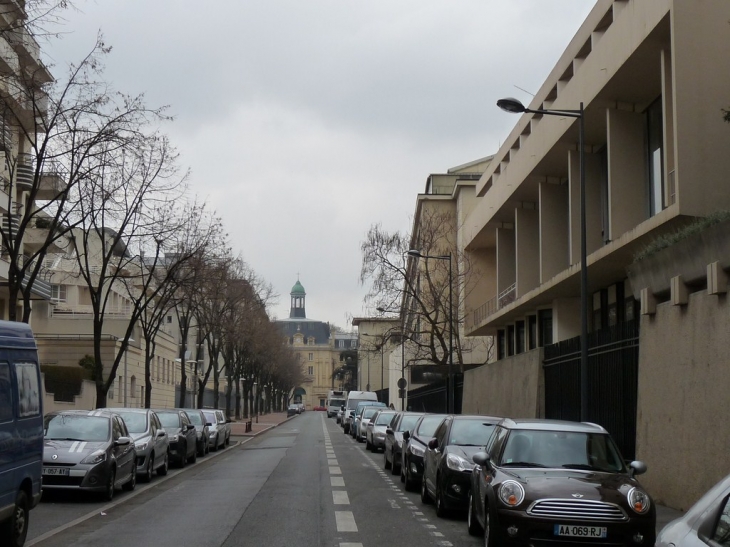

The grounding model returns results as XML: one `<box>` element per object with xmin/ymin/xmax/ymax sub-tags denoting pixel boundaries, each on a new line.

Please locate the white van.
<box><xmin>341</xmin><ymin>391</ymin><xmax>378</xmax><ymax>434</ymax></box>
<box><xmin>326</xmin><ymin>390</ymin><xmax>347</xmax><ymax>419</ymax></box>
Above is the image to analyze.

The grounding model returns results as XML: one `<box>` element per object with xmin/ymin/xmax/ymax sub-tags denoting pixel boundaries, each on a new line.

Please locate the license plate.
<box><xmin>43</xmin><ymin>467</ymin><xmax>70</xmax><ymax>476</ymax></box>
<box><xmin>554</xmin><ymin>524</ymin><xmax>607</xmax><ymax>538</ymax></box>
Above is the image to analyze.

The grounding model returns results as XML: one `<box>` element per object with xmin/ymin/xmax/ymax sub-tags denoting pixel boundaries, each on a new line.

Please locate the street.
<box><xmin>27</xmin><ymin>412</ymin><xmax>479</xmax><ymax>547</ymax></box>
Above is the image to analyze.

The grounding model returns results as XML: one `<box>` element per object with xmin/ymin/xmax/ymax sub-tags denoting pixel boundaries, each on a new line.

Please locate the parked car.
<box><xmin>402</xmin><ymin>413</ymin><xmax>447</xmax><ymax>491</ymax></box>
<box><xmin>342</xmin><ymin>391</ymin><xmax>379</xmax><ymax>434</ymax></box>
<box><xmin>364</xmin><ymin>409</ymin><xmax>396</xmax><ymax>451</ymax></box>
<box><xmin>183</xmin><ymin>409</ymin><xmax>210</xmax><ymax>457</ymax></box>
<box><xmin>656</xmin><ymin>472</ymin><xmax>730</xmax><ymax>546</ymax></box>
<box><xmin>382</xmin><ymin>411</ymin><xmax>424</xmax><ymax>475</ymax></box>
<box><xmin>421</xmin><ymin>414</ymin><xmax>501</xmax><ymax>517</ymax></box>
<box><xmin>351</xmin><ymin>401</ymin><xmax>387</xmax><ymax>439</ymax></box>
<box><xmin>469</xmin><ymin>418</ymin><xmax>655</xmax><ymax>546</ymax></box>
<box><xmin>313</xmin><ymin>405</ymin><xmax>327</xmax><ymax>411</ymax></box>
<box><xmin>336</xmin><ymin>407</ymin><xmax>344</xmax><ymax>424</ymax></box>
<box><xmin>202</xmin><ymin>409</ymin><xmax>228</xmax><ymax>451</ymax></box>
<box><xmin>42</xmin><ymin>410</ymin><xmax>137</xmax><ymax>502</ymax></box>
<box><xmin>0</xmin><ymin>321</ymin><xmax>43</xmax><ymax>547</ymax></box>
<box><xmin>287</xmin><ymin>404</ymin><xmax>299</xmax><ymax>417</ymax></box>
<box><xmin>154</xmin><ymin>409</ymin><xmax>197</xmax><ymax>467</ymax></box>
<box><xmin>355</xmin><ymin>406</ymin><xmax>383</xmax><ymax>443</ymax></box>
<box><xmin>215</xmin><ymin>409</ymin><xmax>232</xmax><ymax>445</ymax></box>
<box><xmin>111</xmin><ymin>408</ymin><xmax>169</xmax><ymax>481</ymax></box>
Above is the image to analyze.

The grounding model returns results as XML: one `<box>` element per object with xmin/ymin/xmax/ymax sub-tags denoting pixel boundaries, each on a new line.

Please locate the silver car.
<box><xmin>202</xmin><ymin>409</ymin><xmax>229</xmax><ymax>451</ymax></box>
<box><xmin>365</xmin><ymin>410</ymin><xmax>396</xmax><ymax>452</ymax></box>
<box><xmin>111</xmin><ymin>408</ymin><xmax>169</xmax><ymax>481</ymax></box>
<box><xmin>42</xmin><ymin>410</ymin><xmax>137</xmax><ymax>501</ymax></box>
<box><xmin>356</xmin><ymin>406</ymin><xmax>383</xmax><ymax>443</ymax></box>
<box><xmin>656</xmin><ymin>472</ymin><xmax>730</xmax><ymax>546</ymax></box>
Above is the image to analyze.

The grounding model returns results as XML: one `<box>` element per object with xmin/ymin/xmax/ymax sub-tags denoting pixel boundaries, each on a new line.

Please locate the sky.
<box><xmin>43</xmin><ymin>0</ymin><xmax>597</xmax><ymax>329</ymax></box>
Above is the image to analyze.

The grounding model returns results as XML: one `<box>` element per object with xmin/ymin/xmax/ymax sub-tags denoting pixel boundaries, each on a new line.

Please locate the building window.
<box><xmin>338</xmin><ymin>340</ymin><xmax>344</xmax><ymax>348</ymax></box>
<box><xmin>308</xmin><ymin>353</ymin><xmax>313</xmax><ymax>361</ymax></box>
<box><xmin>130</xmin><ymin>376</ymin><xmax>136</xmax><ymax>398</ymax></box>
<box><xmin>538</xmin><ymin>309</ymin><xmax>553</xmax><ymax>347</ymax></box>
<box><xmin>515</xmin><ymin>320</ymin><xmax>525</xmax><ymax>354</ymax></box>
<box><xmin>308</xmin><ymin>366</ymin><xmax>314</xmax><ymax>375</ymax></box>
<box><xmin>50</xmin><ymin>284</ymin><xmax>67</xmax><ymax>303</ymax></box>
<box><xmin>646</xmin><ymin>97</ymin><xmax>664</xmax><ymax>217</ymax></box>
<box><xmin>109</xmin><ymin>379</ymin><xmax>114</xmax><ymax>400</ymax></box>
<box><xmin>351</xmin><ymin>340</ymin><xmax>357</xmax><ymax>348</ymax></box>
<box><xmin>506</xmin><ymin>325</ymin><xmax>515</xmax><ymax>357</ymax></box>
<box><xmin>497</xmin><ymin>330</ymin><xmax>506</xmax><ymax>360</ymax></box>
<box><xmin>527</xmin><ymin>315</ymin><xmax>537</xmax><ymax>350</ymax></box>
<box><xmin>167</xmin><ymin>315</ymin><xmax>172</xmax><ymax>324</ymax></box>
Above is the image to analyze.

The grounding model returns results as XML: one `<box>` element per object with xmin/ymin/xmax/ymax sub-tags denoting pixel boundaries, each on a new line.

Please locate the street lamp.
<box><xmin>497</xmin><ymin>97</ymin><xmax>588</xmax><ymax>421</ymax></box>
<box><xmin>407</xmin><ymin>249</ymin><xmax>453</xmax><ymax>414</ymax></box>
<box><xmin>123</xmin><ymin>338</ymin><xmax>135</xmax><ymax>408</ymax></box>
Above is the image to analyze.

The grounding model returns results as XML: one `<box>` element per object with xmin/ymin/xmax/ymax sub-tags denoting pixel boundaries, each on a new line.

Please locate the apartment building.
<box><xmin>459</xmin><ymin>0</ymin><xmax>730</xmax><ymax>508</ymax></box>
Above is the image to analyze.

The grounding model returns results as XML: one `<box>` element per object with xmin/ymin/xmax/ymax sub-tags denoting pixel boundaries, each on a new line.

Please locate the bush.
<box><xmin>42</xmin><ymin>365</ymin><xmax>93</xmax><ymax>403</ymax></box>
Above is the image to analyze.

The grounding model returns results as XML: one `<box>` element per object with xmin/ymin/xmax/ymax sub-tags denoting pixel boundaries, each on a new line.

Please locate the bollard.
<box><xmin>245</xmin><ymin>420</ymin><xmax>252</xmax><ymax>433</ymax></box>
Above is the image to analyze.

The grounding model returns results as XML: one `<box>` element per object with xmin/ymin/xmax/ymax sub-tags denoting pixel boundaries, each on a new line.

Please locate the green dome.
<box><xmin>291</xmin><ymin>280</ymin><xmax>306</xmax><ymax>295</ymax></box>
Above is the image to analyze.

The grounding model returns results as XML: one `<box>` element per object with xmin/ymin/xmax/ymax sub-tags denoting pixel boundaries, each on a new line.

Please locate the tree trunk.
<box><xmin>234</xmin><ymin>379</ymin><xmax>241</xmax><ymax>419</ymax></box>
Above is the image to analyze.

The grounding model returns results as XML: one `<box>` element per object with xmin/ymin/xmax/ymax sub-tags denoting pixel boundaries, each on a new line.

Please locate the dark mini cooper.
<box><xmin>469</xmin><ymin>418</ymin><xmax>655</xmax><ymax>546</ymax></box>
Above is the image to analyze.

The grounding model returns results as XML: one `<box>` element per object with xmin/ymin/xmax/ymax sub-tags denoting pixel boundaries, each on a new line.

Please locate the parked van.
<box><xmin>341</xmin><ymin>391</ymin><xmax>378</xmax><ymax>434</ymax></box>
<box><xmin>0</xmin><ymin>321</ymin><xmax>43</xmax><ymax>547</ymax></box>
<box><xmin>326</xmin><ymin>390</ymin><xmax>347</xmax><ymax>418</ymax></box>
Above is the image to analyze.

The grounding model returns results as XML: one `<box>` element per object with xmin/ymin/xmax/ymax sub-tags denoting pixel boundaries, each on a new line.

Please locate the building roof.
<box><xmin>291</xmin><ymin>280</ymin><xmax>306</xmax><ymax>295</ymax></box>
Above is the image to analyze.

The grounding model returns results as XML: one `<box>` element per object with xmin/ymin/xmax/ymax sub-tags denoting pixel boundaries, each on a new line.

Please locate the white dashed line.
<box><xmin>329</xmin><ymin>466</ymin><xmax>342</xmax><ymax>474</ymax></box>
<box><xmin>331</xmin><ymin>477</ymin><xmax>345</xmax><ymax>487</ymax></box>
<box><xmin>335</xmin><ymin>511</ymin><xmax>358</xmax><ymax>532</ymax></box>
<box><xmin>333</xmin><ymin>491</ymin><xmax>350</xmax><ymax>505</ymax></box>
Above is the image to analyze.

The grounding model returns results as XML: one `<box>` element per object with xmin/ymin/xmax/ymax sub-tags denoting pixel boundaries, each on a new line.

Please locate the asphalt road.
<box><xmin>27</xmin><ymin>412</ymin><xmax>481</xmax><ymax>547</ymax></box>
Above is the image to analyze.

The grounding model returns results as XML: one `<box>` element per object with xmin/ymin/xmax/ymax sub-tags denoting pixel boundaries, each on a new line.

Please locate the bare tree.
<box><xmin>360</xmin><ymin>208</ymin><xmax>493</xmax><ymax>372</ymax></box>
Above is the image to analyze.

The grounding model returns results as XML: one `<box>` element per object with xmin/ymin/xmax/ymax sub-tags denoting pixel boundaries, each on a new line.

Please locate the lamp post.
<box><xmin>497</xmin><ymin>97</ymin><xmax>588</xmax><ymax>421</ymax></box>
<box><xmin>123</xmin><ymin>338</ymin><xmax>135</xmax><ymax>408</ymax></box>
<box><xmin>407</xmin><ymin>250</ymin><xmax>453</xmax><ymax>414</ymax></box>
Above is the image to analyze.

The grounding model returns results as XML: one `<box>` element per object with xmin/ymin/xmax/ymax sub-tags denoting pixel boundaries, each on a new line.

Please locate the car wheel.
<box><xmin>420</xmin><ymin>474</ymin><xmax>432</xmax><ymax>504</ymax></box>
<box><xmin>179</xmin><ymin>445</ymin><xmax>187</xmax><ymax>468</ymax></box>
<box><xmin>211</xmin><ymin>435</ymin><xmax>219</xmax><ymax>451</ymax></box>
<box><xmin>103</xmin><ymin>468</ymin><xmax>116</xmax><ymax>502</ymax></box>
<box><xmin>468</xmin><ymin>491</ymin><xmax>483</xmax><ymax>536</ymax></box>
<box><xmin>391</xmin><ymin>453</ymin><xmax>400</xmax><ymax>476</ymax></box>
<box><xmin>384</xmin><ymin>451</ymin><xmax>391</xmax><ymax>470</ymax></box>
<box><xmin>157</xmin><ymin>452</ymin><xmax>169</xmax><ymax>476</ymax></box>
<box><xmin>123</xmin><ymin>464</ymin><xmax>136</xmax><ymax>491</ymax></box>
<box><xmin>225</xmin><ymin>434</ymin><xmax>230</xmax><ymax>446</ymax></box>
<box><xmin>0</xmin><ymin>490</ymin><xmax>29</xmax><ymax>547</ymax></box>
<box><xmin>435</xmin><ymin>476</ymin><xmax>448</xmax><ymax>517</ymax></box>
<box><xmin>365</xmin><ymin>438</ymin><xmax>372</xmax><ymax>451</ymax></box>
<box><xmin>484</xmin><ymin>503</ymin><xmax>496</xmax><ymax>547</ymax></box>
<box><xmin>188</xmin><ymin>446</ymin><xmax>197</xmax><ymax>464</ymax></box>
<box><xmin>400</xmin><ymin>466</ymin><xmax>405</xmax><ymax>483</ymax></box>
<box><xmin>197</xmin><ymin>442</ymin><xmax>205</xmax><ymax>457</ymax></box>
<box><xmin>144</xmin><ymin>454</ymin><xmax>154</xmax><ymax>482</ymax></box>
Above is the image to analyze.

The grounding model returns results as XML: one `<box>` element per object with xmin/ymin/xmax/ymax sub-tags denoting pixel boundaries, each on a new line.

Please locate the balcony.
<box><xmin>15</xmin><ymin>154</ymin><xmax>33</xmax><ymax>190</ymax></box>
<box><xmin>50</xmin><ymin>303</ymin><xmax>133</xmax><ymax>319</ymax></box>
<box><xmin>2</xmin><ymin>213</ymin><xmax>19</xmax><ymax>235</ymax></box>
<box><xmin>5</xmin><ymin>27</ymin><xmax>52</xmax><ymax>83</ymax></box>
<box><xmin>0</xmin><ymin>35</ymin><xmax>20</xmax><ymax>75</ymax></box>
<box><xmin>37</xmin><ymin>161</ymin><xmax>67</xmax><ymax>199</ymax></box>
<box><xmin>471</xmin><ymin>283</ymin><xmax>516</xmax><ymax>330</ymax></box>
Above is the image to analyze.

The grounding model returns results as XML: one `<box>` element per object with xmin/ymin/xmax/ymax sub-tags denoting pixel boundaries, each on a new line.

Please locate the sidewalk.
<box><xmin>229</xmin><ymin>410</ymin><xmax>294</xmax><ymax>437</ymax></box>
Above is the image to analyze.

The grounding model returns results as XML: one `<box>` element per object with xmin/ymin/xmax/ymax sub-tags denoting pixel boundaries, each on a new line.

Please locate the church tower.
<box><xmin>289</xmin><ymin>279</ymin><xmax>307</xmax><ymax>319</ymax></box>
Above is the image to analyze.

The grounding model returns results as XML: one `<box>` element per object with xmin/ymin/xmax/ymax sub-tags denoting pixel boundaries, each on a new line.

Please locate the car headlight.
<box><xmin>446</xmin><ymin>453</ymin><xmax>473</xmax><ymax>472</ymax></box>
<box><xmin>135</xmin><ymin>437</ymin><xmax>151</xmax><ymax>451</ymax></box>
<box><xmin>409</xmin><ymin>443</ymin><xmax>425</xmax><ymax>457</ymax></box>
<box><xmin>498</xmin><ymin>480</ymin><xmax>525</xmax><ymax>507</ymax></box>
<box><xmin>169</xmin><ymin>434</ymin><xmax>179</xmax><ymax>443</ymax></box>
<box><xmin>375</xmin><ymin>432</ymin><xmax>385</xmax><ymax>439</ymax></box>
<box><xmin>81</xmin><ymin>449</ymin><xmax>107</xmax><ymax>465</ymax></box>
<box><xmin>209</xmin><ymin>432</ymin><xmax>217</xmax><ymax>438</ymax></box>
<box><xmin>627</xmin><ymin>487</ymin><xmax>651</xmax><ymax>514</ymax></box>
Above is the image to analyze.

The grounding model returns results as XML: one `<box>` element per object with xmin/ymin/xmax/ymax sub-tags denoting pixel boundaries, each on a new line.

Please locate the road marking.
<box><xmin>340</xmin><ymin>544</ymin><xmax>363</xmax><ymax>547</ymax></box>
<box><xmin>430</xmin><ymin>531</ymin><xmax>445</xmax><ymax>537</ymax></box>
<box><xmin>333</xmin><ymin>491</ymin><xmax>350</xmax><ymax>505</ymax></box>
<box><xmin>335</xmin><ymin>511</ymin><xmax>358</xmax><ymax>532</ymax></box>
<box><xmin>328</xmin><ymin>459</ymin><xmax>339</xmax><ymax>465</ymax></box>
<box><xmin>331</xmin><ymin>477</ymin><xmax>345</xmax><ymax>487</ymax></box>
<box><xmin>329</xmin><ymin>466</ymin><xmax>342</xmax><ymax>474</ymax></box>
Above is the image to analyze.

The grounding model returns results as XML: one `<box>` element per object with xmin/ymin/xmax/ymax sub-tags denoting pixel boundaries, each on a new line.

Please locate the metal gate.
<box><xmin>405</xmin><ymin>374</ymin><xmax>463</xmax><ymax>414</ymax></box>
<box><xmin>543</xmin><ymin>320</ymin><xmax>639</xmax><ymax>460</ymax></box>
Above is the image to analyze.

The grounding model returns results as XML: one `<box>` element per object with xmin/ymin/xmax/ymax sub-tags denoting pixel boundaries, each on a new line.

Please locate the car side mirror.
<box><xmin>205</xmin><ymin>422</ymin><xmax>213</xmax><ymax>427</ymax></box>
<box><xmin>385</xmin><ymin>429</ymin><xmax>393</xmax><ymax>435</ymax></box>
<box><xmin>341</xmin><ymin>405</ymin><xmax>345</xmax><ymax>411</ymax></box>
<box><xmin>628</xmin><ymin>460</ymin><xmax>647</xmax><ymax>477</ymax></box>
<box><xmin>402</xmin><ymin>430</ymin><xmax>410</xmax><ymax>441</ymax></box>
<box><xmin>115</xmin><ymin>436</ymin><xmax>131</xmax><ymax>446</ymax></box>
<box><xmin>187</xmin><ymin>424</ymin><xmax>196</xmax><ymax>431</ymax></box>
<box><xmin>157</xmin><ymin>430</ymin><xmax>166</xmax><ymax>438</ymax></box>
<box><xmin>472</xmin><ymin>451</ymin><xmax>489</xmax><ymax>466</ymax></box>
<box><xmin>428</xmin><ymin>438</ymin><xmax>439</xmax><ymax>450</ymax></box>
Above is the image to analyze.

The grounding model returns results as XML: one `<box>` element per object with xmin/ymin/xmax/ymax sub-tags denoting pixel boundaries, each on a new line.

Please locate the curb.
<box><xmin>232</xmin><ymin>414</ymin><xmax>297</xmax><ymax>438</ymax></box>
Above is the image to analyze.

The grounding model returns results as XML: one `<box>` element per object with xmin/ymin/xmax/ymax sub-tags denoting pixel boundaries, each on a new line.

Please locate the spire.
<box><xmin>290</xmin><ymin>279</ymin><xmax>306</xmax><ymax>318</ymax></box>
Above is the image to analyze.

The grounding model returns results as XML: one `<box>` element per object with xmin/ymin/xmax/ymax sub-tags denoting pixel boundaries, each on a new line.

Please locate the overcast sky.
<box><xmin>44</xmin><ymin>1</ymin><xmax>596</xmax><ymax>328</ymax></box>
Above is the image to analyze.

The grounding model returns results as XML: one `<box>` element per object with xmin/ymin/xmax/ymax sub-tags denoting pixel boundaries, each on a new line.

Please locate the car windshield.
<box><xmin>116</xmin><ymin>411</ymin><xmax>147</xmax><ymax>433</ymax></box>
<box><xmin>449</xmin><ymin>420</ymin><xmax>496</xmax><ymax>446</ymax></box>
<box><xmin>203</xmin><ymin>411</ymin><xmax>217</xmax><ymax>424</ymax></box>
<box><xmin>375</xmin><ymin>412</ymin><xmax>396</xmax><ymax>425</ymax></box>
<box><xmin>44</xmin><ymin>414</ymin><xmax>110</xmax><ymax>442</ymax></box>
<box><xmin>499</xmin><ymin>430</ymin><xmax>625</xmax><ymax>472</ymax></box>
<box><xmin>187</xmin><ymin>412</ymin><xmax>203</xmax><ymax>426</ymax></box>
<box><xmin>329</xmin><ymin>399</ymin><xmax>346</xmax><ymax>407</ymax></box>
<box><xmin>398</xmin><ymin>414</ymin><xmax>423</xmax><ymax>432</ymax></box>
<box><xmin>416</xmin><ymin>415</ymin><xmax>447</xmax><ymax>437</ymax></box>
<box><xmin>157</xmin><ymin>412</ymin><xmax>181</xmax><ymax>428</ymax></box>
<box><xmin>363</xmin><ymin>408</ymin><xmax>380</xmax><ymax>419</ymax></box>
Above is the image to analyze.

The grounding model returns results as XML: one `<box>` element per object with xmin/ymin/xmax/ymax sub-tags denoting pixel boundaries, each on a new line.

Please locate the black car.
<box><xmin>183</xmin><ymin>409</ymin><xmax>211</xmax><ymax>457</ymax></box>
<box><xmin>42</xmin><ymin>410</ymin><xmax>137</xmax><ymax>501</ymax></box>
<box><xmin>383</xmin><ymin>411</ymin><xmax>423</xmax><ymax>476</ymax></box>
<box><xmin>421</xmin><ymin>414</ymin><xmax>501</xmax><ymax>517</ymax></box>
<box><xmin>469</xmin><ymin>418</ymin><xmax>655</xmax><ymax>546</ymax></box>
<box><xmin>154</xmin><ymin>409</ymin><xmax>198</xmax><ymax>468</ymax></box>
<box><xmin>402</xmin><ymin>413</ymin><xmax>447</xmax><ymax>491</ymax></box>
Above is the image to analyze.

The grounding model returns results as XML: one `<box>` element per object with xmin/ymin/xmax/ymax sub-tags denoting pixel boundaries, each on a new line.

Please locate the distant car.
<box><xmin>351</xmin><ymin>401</ymin><xmax>387</xmax><ymax>439</ymax></box>
<box><xmin>154</xmin><ymin>409</ymin><xmax>197</xmax><ymax>467</ymax></box>
<box><xmin>402</xmin><ymin>413</ymin><xmax>447</xmax><ymax>491</ymax></box>
<box><xmin>214</xmin><ymin>409</ymin><xmax>232</xmax><ymax>445</ymax></box>
<box><xmin>421</xmin><ymin>414</ymin><xmax>501</xmax><ymax>517</ymax></box>
<box><xmin>656</xmin><ymin>472</ymin><xmax>730</xmax><ymax>547</ymax></box>
<box><xmin>313</xmin><ymin>405</ymin><xmax>327</xmax><ymax>411</ymax></box>
<box><xmin>297</xmin><ymin>403</ymin><xmax>305</xmax><ymax>413</ymax></box>
<box><xmin>42</xmin><ymin>409</ymin><xmax>137</xmax><ymax>501</ymax></box>
<box><xmin>202</xmin><ymin>410</ymin><xmax>227</xmax><ymax>451</ymax></box>
<box><xmin>183</xmin><ymin>409</ymin><xmax>211</xmax><ymax>457</ymax></box>
<box><xmin>355</xmin><ymin>406</ymin><xmax>383</xmax><ymax>443</ymax></box>
<box><xmin>287</xmin><ymin>405</ymin><xmax>299</xmax><ymax>417</ymax></box>
<box><xmin>111</xmin><ymin>408</ymin><xmax>169</xmax><ymax>481</ymax></box>
<box><xmin>364</xmin><ymin>409</ymin><xmax>396</xmax><ymax>452</ymax></box>
<box><xmin>469</xmin><ymin>418</ymin><xmax>655</xmax><ymax>546</ymax></box>
<box><xmin>382</xmin><ymin>411</ymin><xmax>423</xmax><ymax>475</ymax></box>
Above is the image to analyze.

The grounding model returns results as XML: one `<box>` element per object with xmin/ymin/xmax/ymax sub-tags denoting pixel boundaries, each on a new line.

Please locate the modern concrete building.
<box><xmin>456</xmin><ymin>0</ymin><xmax>730</xmax><ymax>509</ymax></box>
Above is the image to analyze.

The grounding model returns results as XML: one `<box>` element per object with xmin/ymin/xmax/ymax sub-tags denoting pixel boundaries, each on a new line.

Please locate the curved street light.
<box><xmin>497</xmin><ymin>96</ymin><xmax>588</xmax><ymax>422</ymax></box>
